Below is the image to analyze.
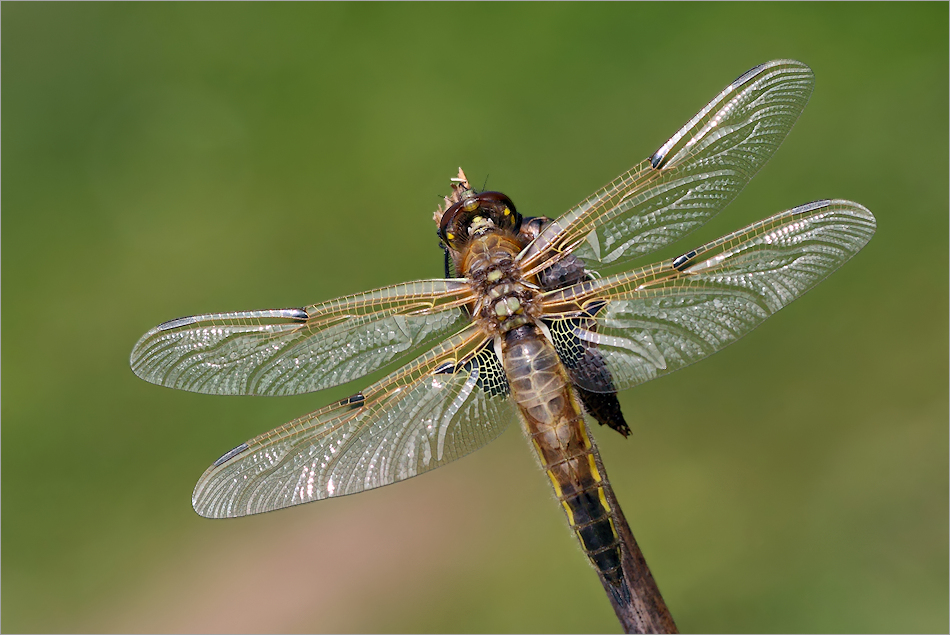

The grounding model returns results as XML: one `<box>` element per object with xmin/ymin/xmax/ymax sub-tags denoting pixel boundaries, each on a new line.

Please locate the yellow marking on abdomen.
<box><xmin>531</xmin><ymin>437</ymin><xmax>547</xmax><ymax>464</ymax></box>
<box><xmin>587</xmin><ymin>453</ymin><xmax>602</xmax><ymax>482</ymax></box>
<box><xmin>561</xmin><ymin>500</ymin><xmax>575</xmax><ymax>525</ymax></box>
<box><xmin>577</xmin><ymin>418</ymin><xmax>593</xmax><ymax>450</ymax></box>
<box><xmin>598</xmin><ymin>487</ymin><xmax>612</xmax><ymax>514</ymax></box>
<box><xmin>546</xmin><ymin>469</ymin><xmax>564</xmax><ymax>498</ymax></box>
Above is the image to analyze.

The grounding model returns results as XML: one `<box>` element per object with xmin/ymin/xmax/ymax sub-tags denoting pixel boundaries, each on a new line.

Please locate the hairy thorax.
<box><xmin>461</xmin><ymin>232</ymin><xmax>542</xmax><ymax>336</ymax></box>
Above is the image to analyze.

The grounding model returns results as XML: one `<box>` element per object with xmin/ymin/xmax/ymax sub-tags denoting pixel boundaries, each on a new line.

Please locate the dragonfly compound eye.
<box><xmin>477</xmin><ymin>191</ymin><xmax>522</xmax><ymax>233</ymax></box>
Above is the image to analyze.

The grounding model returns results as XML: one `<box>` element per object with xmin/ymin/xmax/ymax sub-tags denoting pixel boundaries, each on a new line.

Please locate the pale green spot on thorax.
<box><xmin>493</xmin><ymin>296</ymin><xmax>522</xmax><ymax>317</ymax></box>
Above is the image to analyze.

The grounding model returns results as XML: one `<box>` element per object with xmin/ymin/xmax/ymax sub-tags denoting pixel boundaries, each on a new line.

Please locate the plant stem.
<box><xmin>591</xmin><ymin>439</ymin><xmax>678</xmax><ymax>634</ymax></box>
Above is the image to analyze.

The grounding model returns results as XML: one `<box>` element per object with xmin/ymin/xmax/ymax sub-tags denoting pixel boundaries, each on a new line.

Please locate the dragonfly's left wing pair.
<box><xmin>191</xmin><ymin>324</ymin><xmax>519</xmax><ymax>518</ymax></box>
<box><xmin>130</xmin><ymin>279</ymin><xmax>523</xmax><ymax>517</ymax></box>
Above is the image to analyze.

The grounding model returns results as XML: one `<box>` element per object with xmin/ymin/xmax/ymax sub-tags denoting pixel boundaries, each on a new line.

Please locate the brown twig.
<box><xmin>590</xmin><ymin>438</ymin><xmax>678</xmax><ymax>634</ymax></box>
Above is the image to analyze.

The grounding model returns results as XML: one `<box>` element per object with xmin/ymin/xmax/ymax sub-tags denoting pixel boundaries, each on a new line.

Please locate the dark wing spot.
<box><xmin>672</xmin><ymin>250</ymin><xmax>697</xmax><ymax>271</ymax></box>
<box><xmin>213</xmin><ymin>443</ymin><xmax>249</xmax><ymax>467</ymax></box>
<box><xmin>157</xmin><ymin>315</ymin><xmax>199</xmax><ymax>331</ymax></box>
<box><xmin>734</xmin><ymin>62</ymin><xmax>766</xmax><ymax>86</ymax></box>
<box><xmin>339</xmin><ymin>392</ymin><xmax>365</xmax><ymax>409</ymax></box>
<box><xmin>284</xmin><ymin>308</ymin><xmax>309</xmax><ymax>322</ymax></box>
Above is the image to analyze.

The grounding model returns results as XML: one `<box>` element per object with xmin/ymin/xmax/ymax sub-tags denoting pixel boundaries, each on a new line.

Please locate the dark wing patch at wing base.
<box><xmin>546</xmin><ymin>303</ymin><xmax>630</xmax><ymax>437</ymax></box>
<box><xmin>468</xmin><ymin>340</ymin><xmax>510</xmax><ymax>398</ymax></box>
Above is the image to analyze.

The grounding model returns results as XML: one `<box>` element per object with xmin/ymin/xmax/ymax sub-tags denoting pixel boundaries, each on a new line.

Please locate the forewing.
<box><xmin>130</xmin><ymin>279</ymin><xmax>473</xmax><ymax>396</ymax></box>
<box><xmin>543</xmin><ymin>200</ymin><xmax>876</xmax><ymax>393</ymax></box>
<box><xmin>192</xmin><ymin>324</ymin><xmax>519</xmax><ymax>518</ymax></box>
<box><xmin>521</xmin><ymin>60</ymin><xmax>815</xmax><ymax>274</ymax></box>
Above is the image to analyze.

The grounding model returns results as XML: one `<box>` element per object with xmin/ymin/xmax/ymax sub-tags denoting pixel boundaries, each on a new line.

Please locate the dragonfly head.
<box><xmin>437</xmin><ymin>190</ymin><xmax>522</xmax><ymax>250</ymax></box>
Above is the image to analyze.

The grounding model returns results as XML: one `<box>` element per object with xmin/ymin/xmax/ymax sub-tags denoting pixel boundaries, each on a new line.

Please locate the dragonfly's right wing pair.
<box><xmin>542</xmin><ymin>200</ymin><xmax>876</xmax><ymax>395</ymax></box>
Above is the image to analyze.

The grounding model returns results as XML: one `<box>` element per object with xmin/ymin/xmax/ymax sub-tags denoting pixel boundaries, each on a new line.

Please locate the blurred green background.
<box><xmin>3</xmin><ymin>3</ymin><xmax>947</xmax><ymax>633</ymax></box>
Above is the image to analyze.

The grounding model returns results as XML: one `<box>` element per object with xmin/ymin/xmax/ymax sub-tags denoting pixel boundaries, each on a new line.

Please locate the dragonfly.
<box><xmin>131</xmin><ymin>59</ymin><xmax>875</xmax><ymax>609</ymax></box>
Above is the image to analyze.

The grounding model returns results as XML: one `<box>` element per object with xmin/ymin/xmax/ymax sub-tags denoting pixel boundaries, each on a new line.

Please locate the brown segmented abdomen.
<box><xmin>501</xmin><ymin>325</ymin><xmax>626</xmax><ymax>591</ymax></box>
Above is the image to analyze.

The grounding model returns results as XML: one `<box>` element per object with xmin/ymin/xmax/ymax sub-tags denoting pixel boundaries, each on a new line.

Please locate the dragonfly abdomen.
<box><xmin>501</xmin><ymin>325</ymin><xmax>625</xmax><ymax>589</ymax></box>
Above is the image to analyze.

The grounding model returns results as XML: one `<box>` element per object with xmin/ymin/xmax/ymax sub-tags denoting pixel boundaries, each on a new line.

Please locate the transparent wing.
<box><xmin>542</xmin><ymin>200</ymin><xmax>876</xmax><ymax>393</ymax></box>
<box><xmin>192</xmin><ymin>323</ymin><xmax>519</xmax><ymax>518</ymax></box>
<box><xmin>130</xmin><ymin>279</ymin><xmax>474</xmax><ymax>396</ymax></box>
<box><xmin>521</xmin><ymin>60</ymin><xmax>815</xmax><ymax>275</ymax></box>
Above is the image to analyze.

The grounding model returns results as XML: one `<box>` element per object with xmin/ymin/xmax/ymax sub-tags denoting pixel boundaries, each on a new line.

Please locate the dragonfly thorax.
<box><xmin>463</xmin><ymin>232</ymin><xmax>541</xmax><ymax>335</ymax></box>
